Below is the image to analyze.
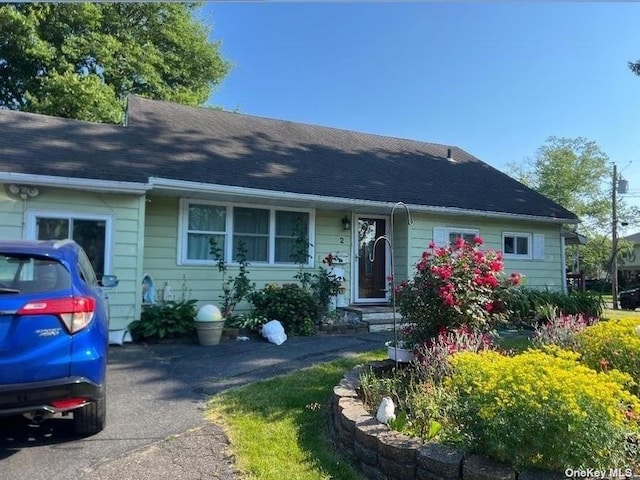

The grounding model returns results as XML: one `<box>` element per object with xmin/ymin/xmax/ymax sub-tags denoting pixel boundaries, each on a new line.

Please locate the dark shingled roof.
<box><xmin>623</xmin><ymin>232</ymin><xmax>640</xmax><ymax>244</ymax></box>
<box><xmin>0</xmin><ymin>95</ymin><xmax>578</xmax><ymax>221</ymax></box>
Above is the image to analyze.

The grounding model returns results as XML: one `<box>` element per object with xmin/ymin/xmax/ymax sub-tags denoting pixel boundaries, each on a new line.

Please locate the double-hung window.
<box><xmin>185</xmin><ymin>203</ymin><xmax>226</xmax><ymax>261</ymax></box>
<box><xmin>180</xmin><ymin>200</ymin><xmax>312</xmax><ymax>265</ymax></box>
<box><xmin>233</xmin><ymin>207</ymin><xmax>269</xmax><ymax>262</ymax></box>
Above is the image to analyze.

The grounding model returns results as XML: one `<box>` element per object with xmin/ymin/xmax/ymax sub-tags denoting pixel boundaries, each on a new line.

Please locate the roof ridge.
<box><xmin>0</xmin><ymin>108</ymin><xmax>125</xmax><ymax>129</ymax></box>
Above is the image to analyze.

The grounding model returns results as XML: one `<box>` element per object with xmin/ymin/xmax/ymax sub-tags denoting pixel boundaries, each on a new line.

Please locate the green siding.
<box><xmin>0</xmin><ymin>191</ymin><xmax>25</xmax><ymax>239</ymax></box>
<box><xmin>314</xmin><ymin>211</ymin><xmax>352</xmax><ymax>306</ymax></box>
<box><xmin>142</xmin><ymin>199</ymin><xmax>354</xmax><ymax>313</ymax></box>
<box><xmin>408</xmin><ymin>214</ymin><xmax>565</xmax><ymax>291</ymax></box>
<box><xmin>0</xmin><ymin>185</ymin><xmax>146</xmax><ymax>330</ymax></box>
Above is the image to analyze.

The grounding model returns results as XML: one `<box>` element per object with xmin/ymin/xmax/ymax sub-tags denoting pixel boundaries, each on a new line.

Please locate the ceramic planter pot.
<box><xmin>385</xmin><ymin>340</ymin><xmax>414</xmax><ymax>362</ymax></box>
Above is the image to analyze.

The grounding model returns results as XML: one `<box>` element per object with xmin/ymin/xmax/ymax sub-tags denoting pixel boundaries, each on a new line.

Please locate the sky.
<box><xmin>199</xmin><ymin>2</ymin><xmax>640</xmax><ymax>234</ymax></box>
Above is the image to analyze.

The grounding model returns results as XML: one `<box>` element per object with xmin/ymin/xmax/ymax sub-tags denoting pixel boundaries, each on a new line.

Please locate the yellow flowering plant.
<box><xmin>576</xmin><ymin>317</ymin><xmax>640</xmax><ymax>394</ymax></box>
<box><xmin>448</xmin><ymin>347</ymin><xmax>640</xmax><ymax>471</ymax></box>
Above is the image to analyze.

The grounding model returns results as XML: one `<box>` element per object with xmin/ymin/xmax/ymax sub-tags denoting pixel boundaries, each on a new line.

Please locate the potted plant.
<box><xmin>194</xmin><ymin>304</ymin><xmax>225</xmax><ymax>345</ymax></box>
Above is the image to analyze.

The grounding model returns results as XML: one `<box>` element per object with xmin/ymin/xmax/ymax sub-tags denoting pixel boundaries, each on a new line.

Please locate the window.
<box><xmin>448</xmin><ymin>230</ymin><xmax>479</xmax><ymax>245</ymax></box>
<box><xmin>233</xmin><ymin>207</ymin><xmax>269</xmax><ymax>262</ymax></box>
<box><xmin>180</xmin><ymin>200</ymin><xmax>313</xmax><ymax>265</ymax></box>
<box><xmin>433</xmin><ymin>227</ymin><xmax>479</xmax><ymax>247</ymax></box>
<box><xmin>275</xmin><ymin>210</ymin><xmax>309</xmax><ymax>263</ymax></box>
<box><xmin>503</xmin><ymin>233</ymin><xmax>531</xmax><ymax>258</ymax></box>
<box><xmin>27</xmin><ymin>211</ymin><xmax>112</xmax><ymax>279</ymax></box>
<box><xmin>186</xmin><ymin>203</ymin><xmax>226</xmax><ymax>261</ymax></box>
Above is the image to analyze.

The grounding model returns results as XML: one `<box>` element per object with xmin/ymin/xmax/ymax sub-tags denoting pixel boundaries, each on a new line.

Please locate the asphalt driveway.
<box><xmin>0</xmin><ymin>331</ymin><xmax>386</xmax><ymax>480</ymax></box>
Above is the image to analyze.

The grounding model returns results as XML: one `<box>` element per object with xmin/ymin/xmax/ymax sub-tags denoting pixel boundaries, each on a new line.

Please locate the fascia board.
<box><xmin>0</xmin><ymin>172</ymin><xmax>149</xmax><ymax>195</ymax></box>
<box><xmin>149</xmin><ymin>177</ymin><xmax>579</xmax><ymax>225</ymax></box>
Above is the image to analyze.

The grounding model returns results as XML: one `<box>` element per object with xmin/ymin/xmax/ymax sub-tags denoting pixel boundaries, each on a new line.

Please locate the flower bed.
<box><xmin>330</xmin><ymin>361</ymin><xmax>566</xmax><ymax>480</ymax></box>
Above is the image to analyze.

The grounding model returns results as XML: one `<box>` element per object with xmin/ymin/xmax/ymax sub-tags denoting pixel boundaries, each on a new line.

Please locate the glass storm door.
<box><xmin>355</xmin><ymin>217</ymin><xmax>388</xmax><ymax>303</ymax></box>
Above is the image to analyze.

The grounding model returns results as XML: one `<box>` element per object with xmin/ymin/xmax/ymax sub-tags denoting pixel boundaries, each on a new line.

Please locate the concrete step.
<box><xmin>338</xmin><ymin>305</ymin><xmax>404</xmax><ymax>332</ymax></box>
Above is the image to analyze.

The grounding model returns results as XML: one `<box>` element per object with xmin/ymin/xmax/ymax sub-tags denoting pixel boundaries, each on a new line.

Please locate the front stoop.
<box><xmin>338</xmin><ymin>305</ymin><xmax>404</xmax><ymax>332</ymax></box>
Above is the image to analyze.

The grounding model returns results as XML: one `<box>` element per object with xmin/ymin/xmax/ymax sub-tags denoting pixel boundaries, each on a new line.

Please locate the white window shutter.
<box><xmin>533</xmin><ymin>234</ymin><xmax>544</xmax><ymax>260</ymax></box>
<box><xmin>433</xmin><ymin>227</ymin><xmax>447</xmax><ymax>247</ymax></box>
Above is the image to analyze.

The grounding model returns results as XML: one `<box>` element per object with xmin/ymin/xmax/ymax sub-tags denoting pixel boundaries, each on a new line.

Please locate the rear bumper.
<box><xmin>0</xmin><ymin>377</ymin><xmax>102</xmax><ymax>415</ymax></box>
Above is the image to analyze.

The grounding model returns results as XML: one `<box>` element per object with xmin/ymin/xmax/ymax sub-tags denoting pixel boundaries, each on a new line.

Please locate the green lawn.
<box><xmin>206</xmin><ymin>310</ymin><xmax>640</xmax><ymax>478</ymax></box>
<box><xmin>206</xmin><ymin>351</ymin><xmax>385</xmax><ymax>480</ymax></box>
<box><xmin>602</xmin><ymin>308</ymin><xmax>640</xmax><ymax>321</ymax></box>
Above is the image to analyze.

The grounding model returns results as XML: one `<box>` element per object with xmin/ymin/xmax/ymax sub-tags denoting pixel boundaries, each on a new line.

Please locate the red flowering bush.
<box><xmin>395</xmin><ymin>236</ymin><xmax>521</xmax><ymax>346</ymax></box>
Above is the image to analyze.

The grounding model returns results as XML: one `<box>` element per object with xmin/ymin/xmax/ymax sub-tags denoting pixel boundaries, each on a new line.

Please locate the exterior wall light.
<box><xmin>341</xmin><ymin>215</ymin><xmax>351</xmax><ymax>230</ymax></box>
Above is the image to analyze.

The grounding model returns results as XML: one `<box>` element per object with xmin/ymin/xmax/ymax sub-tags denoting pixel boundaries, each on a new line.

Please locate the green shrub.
<box><xmin>576</xmin><ymin>317</ymin><xmax>640</xmax><ymax>393</ymax></box>
<box><xmin>249</xmin><ymin>283</ymin><xmax>316</xmax><ymax>336</ymax></box>
<box><xmin>448</xmin><ymin>348</ymin><xmax>640</xmax><ymax>471</ymax></box>
<box><xmin>129</xmin><ymin>299</ymin><xmax>198</xmax><ymax>341</ymax></box>
<box><xmin>507</xmin><ymin>288</ymin><xmax>603</xmax><ymax>325</ymax></box>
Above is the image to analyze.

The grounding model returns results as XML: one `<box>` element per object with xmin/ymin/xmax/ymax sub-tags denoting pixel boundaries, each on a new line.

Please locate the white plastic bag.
<box><xmin>261</xmin><ymin>320</ymin><xmax>287</xmax><ymax>345</ymax></box>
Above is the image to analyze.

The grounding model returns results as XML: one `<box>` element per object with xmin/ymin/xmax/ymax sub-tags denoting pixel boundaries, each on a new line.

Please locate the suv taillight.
<box><xmin>18</xmin><ymin>297</ymin><xmax>96</xmax><ymax>334</ymax></box>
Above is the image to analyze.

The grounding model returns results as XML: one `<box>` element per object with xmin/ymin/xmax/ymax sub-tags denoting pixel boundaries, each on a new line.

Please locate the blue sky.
<box><xmin>200</xmin><ymin>2</ymin><xmax>640</xmax><ymax>228</ymax></box>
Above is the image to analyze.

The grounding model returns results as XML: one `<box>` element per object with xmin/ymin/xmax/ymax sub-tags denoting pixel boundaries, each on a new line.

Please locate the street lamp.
<box><xmin>611</xmin><ymin>164</ymin><xmax>629</xmax><ymax>310</ymax></box>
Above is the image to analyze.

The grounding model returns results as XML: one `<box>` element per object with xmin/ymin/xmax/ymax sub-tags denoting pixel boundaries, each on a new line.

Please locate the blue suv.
<box><xmin>0</xmin><ymin>239</ymin><xmax>117</xmax><ymax>435</ymax></box>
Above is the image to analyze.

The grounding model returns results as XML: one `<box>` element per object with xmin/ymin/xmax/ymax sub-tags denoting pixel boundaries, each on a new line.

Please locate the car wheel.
<box><xmin>74</xmin><ymin>388</ymin><xmax>106</xmax><ymax>435</ymax></box>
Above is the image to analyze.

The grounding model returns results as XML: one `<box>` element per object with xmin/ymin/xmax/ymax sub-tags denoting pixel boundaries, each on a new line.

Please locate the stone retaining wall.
<box><xmin>330</xmin><ymin>360</ymin><xmax>565</xmax><ymax>480</ymax></box>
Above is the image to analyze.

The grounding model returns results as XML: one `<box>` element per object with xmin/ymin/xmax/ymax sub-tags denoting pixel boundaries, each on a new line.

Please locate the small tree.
<box><xmin>209</xmin><ymin>239</ymin><xmax>254</xmax><ymax>320</ymax></box>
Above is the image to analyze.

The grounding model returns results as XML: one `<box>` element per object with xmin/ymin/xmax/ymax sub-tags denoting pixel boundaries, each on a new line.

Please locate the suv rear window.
<box><xmin>0</xmin><ymin>255</ymin><xmax>71</xmax><ymax>294</ymax></box>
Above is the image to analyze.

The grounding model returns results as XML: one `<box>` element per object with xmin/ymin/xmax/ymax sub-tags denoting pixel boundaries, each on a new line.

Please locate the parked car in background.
<box><xmin>619</xmin><ymin>287</ymin><xmax>640</xmax><ymax>311</ymax></box>
<box><xmin>0</xmin><ymin>239</ymin><xmax>118</xmax><ymax>435</ymax></box>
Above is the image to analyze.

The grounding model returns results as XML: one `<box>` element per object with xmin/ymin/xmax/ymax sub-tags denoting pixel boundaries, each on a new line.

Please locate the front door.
<box><xmin>355</xmin><ymin>217</ymin><xmax>388</xmax><ymax>303</ymax></box>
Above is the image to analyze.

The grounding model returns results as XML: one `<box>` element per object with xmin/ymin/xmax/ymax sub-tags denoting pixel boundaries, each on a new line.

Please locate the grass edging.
<box><xmin>205</xmin><ymin>351</ymin><xmax>384</xmax><ymax>480</ymax></box>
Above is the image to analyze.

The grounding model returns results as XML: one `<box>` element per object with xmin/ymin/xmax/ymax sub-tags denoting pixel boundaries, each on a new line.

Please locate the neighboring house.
<box><xmin>620</xmin><ymin>232</ymin><xmax>640</xmax><ymax>287</ymax></box>
<box><xmin>0</xmin><ymin>96</ymin><xmax>579</xmax><ymax>331</ymax></box>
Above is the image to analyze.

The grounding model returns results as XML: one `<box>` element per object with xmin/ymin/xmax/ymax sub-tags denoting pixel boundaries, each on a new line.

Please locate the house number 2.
<box><xmin>339</xmin><ymin>237</ymin><xmax>345</xmax><ymax>244</ymax></box>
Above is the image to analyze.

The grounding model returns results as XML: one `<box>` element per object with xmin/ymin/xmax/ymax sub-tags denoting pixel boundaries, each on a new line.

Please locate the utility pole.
<box><xmin>612</xmin><ymin>163</ymin><xmax>619</xmax><ymax>310</ymax></box>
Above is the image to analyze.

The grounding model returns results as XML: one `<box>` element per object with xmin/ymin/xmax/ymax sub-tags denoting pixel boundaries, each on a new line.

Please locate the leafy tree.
<box><xmin>510</xmin><ymin>136</ymin><xmax>611</xmax><ymax>232</ymax></box>
<box><xmin>630</xmin><ymin>59</ymin><xmax>640</xmax><ymax>76</ymax></box>
<box><xmin>0</xmin><ymin>3</ymin><xmax>230</xmax><ymax>123</ymax></box>
<box><xmin>510</xmin><ymin>136</ymin><xmax>639</xmax><ymax>279</ymax></box>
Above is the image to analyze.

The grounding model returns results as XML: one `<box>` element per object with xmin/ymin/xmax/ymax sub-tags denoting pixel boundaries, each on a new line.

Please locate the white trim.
<box><xmin>533</xmin><ymin>233</ymin><xmax>545</xmax><ymax>260</ymax></box>
<box><xmin>25</xmin><ymin>209</ymin><xmax>115</xmax><ymax>275</ymax></box>
<box><xmin>0</xmin><ymin>172</ymin><xmax>148</xmax><ymax>194</ymax></box>
<box><xmin>178</xmin><ymin>198</ymin><xmax>315</xmax><ymax>267</ymax></box>
<box><xmin>502</xmin><ymin>232</ymin><xmax>533</xmax><ymax>260</ymax></box>
<box><xmin>1</xmin><ymin>173</ymin><xmax>577</xmax><ymax>224</ymax></box>
<box><xmin>434</xmin><ymin>227</ymin><xmax>480</xmax><ymax>247</ymax></box>
<box><xmin>149</xmin><ymin>177</ymin><xmax>578</xmax><ymax>225</ymax></box>
<box><xmin>353</xmin><ymin>214</ymin><xmax>390</xmax><ymax>304</ymax></box>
